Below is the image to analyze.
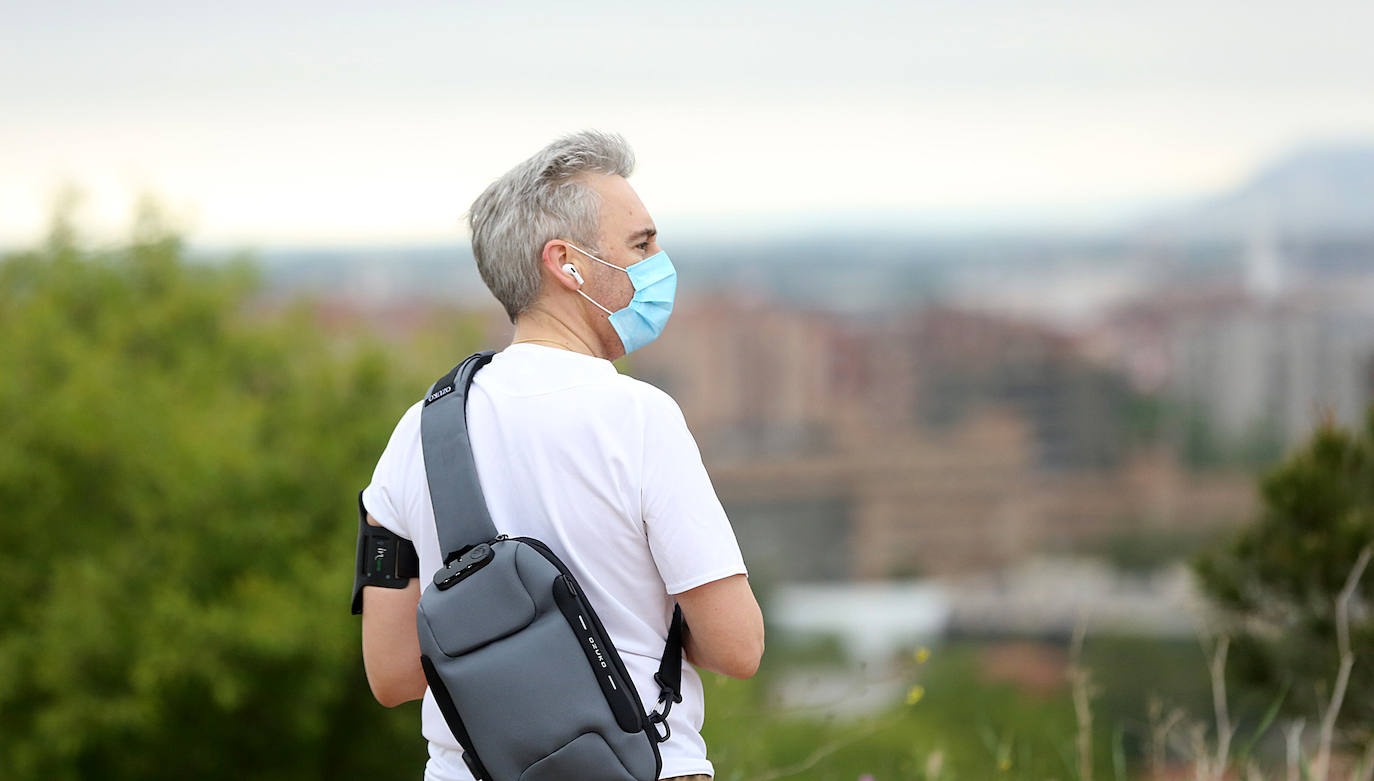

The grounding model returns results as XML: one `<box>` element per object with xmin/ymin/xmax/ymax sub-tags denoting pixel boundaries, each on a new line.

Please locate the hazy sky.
<box><xmin>4</xmin><ymin>0</ymin><xmax>1373</xmax><ymax>247</ymax></box>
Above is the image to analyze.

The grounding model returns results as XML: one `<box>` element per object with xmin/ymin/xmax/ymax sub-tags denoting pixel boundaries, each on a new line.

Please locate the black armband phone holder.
<box><xmin>351</xmin><ymin>490</ymin><xmax>420</xmax><ymax>615</ymax></box>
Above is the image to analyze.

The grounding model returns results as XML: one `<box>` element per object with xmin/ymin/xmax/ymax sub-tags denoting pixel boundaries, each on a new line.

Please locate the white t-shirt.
<box><xmin>362</xmin><ymin>343</ymin><xmax>748</xmax><ymax>781</ymax></box>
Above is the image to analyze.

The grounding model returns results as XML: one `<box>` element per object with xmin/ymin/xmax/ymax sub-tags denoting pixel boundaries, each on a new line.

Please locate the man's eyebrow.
<box><xmin>626</xmin><ymin>227</ymin><xmax>657</xmax><ymax>243</ymax></box>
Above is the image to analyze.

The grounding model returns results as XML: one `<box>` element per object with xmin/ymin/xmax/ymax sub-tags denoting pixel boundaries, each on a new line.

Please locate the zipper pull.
<box><xmin>493</xmin><ymin>534</ymin><xmax>509</xmax><ymax>542</ymax></box>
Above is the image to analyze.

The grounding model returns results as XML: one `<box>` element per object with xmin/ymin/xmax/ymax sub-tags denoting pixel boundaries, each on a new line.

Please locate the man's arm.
<box><xmin>674</xmin><ymin>574</ymin><xmax>764</xmax><ymax>679</ymax></box>
<box><xmin>360</xmin><ymin>513</ymin><xmax>428</xmax><ymax>707</ymax></box>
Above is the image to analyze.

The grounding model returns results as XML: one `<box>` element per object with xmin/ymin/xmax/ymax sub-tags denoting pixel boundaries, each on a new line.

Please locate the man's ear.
<box><xmin>541</xmin><ymin>240</ymin><xmax>581</xmax><ymax>291</ymax></box>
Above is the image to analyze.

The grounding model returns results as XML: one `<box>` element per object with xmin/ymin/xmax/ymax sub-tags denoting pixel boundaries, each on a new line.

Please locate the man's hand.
<box><xmin>674</xmin><ymin>574</ymin><xmax>764</xmax><ymax>679</ymax></box>
<box><xmin>360</xmin><ymin>513</ymin><xmax>427</xmax><ymax>707</ymax></box>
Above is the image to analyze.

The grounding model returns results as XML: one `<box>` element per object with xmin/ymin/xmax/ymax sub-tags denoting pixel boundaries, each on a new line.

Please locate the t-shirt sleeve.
<box><xmin>640</xmin><ymin>389</ymin><xmax>748</xmax><ymax>595</ymax></box>
<box><xmin>360</xmin><ymin>401</ymin><xmax>423</xmax><ymax>541</ymax></box>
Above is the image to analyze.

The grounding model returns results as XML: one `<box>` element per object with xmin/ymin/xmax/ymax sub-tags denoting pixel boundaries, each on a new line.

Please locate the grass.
<box><xmin>700</xmin><ymin>548</ymin><xmax>1374</xmax><ymax>781</ymax></box>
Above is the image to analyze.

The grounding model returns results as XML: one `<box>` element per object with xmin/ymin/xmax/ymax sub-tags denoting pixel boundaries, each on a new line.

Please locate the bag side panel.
<box><xmin>552</xmin><ymin>574</ymin><xmax>645</xmax><ymax>733</ymax></box>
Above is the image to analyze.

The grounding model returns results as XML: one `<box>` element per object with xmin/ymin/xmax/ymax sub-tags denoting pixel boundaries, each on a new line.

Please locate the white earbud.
<box><xmin>561</xmin><ymin>263</ymin><xmax>585</xmax><ymax>286</ymax></box>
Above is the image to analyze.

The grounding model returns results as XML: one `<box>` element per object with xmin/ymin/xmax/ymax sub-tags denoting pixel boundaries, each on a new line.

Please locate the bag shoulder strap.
<box><xmin>421</xmin><ymin>351</ymin><xmax>499</xmax><ymax>562</ymax></box>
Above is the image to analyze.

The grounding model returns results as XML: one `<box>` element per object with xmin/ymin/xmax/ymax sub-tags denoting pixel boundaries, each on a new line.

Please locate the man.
<box><xmin>357</xmin><ymin>131</ymin><xmax>765</xmax><ymax>781</ymax></box>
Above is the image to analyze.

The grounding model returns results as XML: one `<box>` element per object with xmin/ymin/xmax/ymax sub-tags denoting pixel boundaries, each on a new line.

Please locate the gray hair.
<box><xmin>466</xmin><ymin>131</ymin><xmax>636</xmax><ymax>322</ymax></box>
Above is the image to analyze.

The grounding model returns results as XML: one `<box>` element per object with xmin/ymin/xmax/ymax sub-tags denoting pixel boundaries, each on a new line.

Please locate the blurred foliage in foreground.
<box><xmin>1195</xmin><ymin>410</ymin><xmax>1374</xmax><ymax>734</ymax></box>
<box><xmin>704</xmin><ymin>649</ymin><xmax>1085</xmax><ymax>781</ymax></box>
<box><xmin>0</xmin><ymin>210</ymin><xmax>455</xmax><ymax>779</ymax></box>
<box><xmin>702</xmin><ymin>637</ymin><xmax>1216</xmax><ymax>781</ymax></box>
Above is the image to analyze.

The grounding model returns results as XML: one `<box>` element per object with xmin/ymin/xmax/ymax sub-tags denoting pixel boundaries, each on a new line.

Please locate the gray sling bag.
<box><xmin>416</xmin><ymin>351</ymin><xmax>684</xmax><ymax>781</ymax></box>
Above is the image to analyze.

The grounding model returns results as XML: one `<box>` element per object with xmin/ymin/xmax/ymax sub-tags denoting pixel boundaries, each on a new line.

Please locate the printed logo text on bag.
<box><xmin>587</xmin><ymin>635</ymin><xmax>607</xmax><ymax>668</ymax></box>
<box><xmin>425</xmin><ymin>385</ymin><xmax>453</xmax><ymax>405</ymax></box>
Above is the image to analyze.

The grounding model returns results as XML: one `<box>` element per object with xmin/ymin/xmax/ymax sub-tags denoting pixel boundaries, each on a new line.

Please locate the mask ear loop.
<box><xmin>564</xmin><ymin>242</ymin><xmax>625</xmax><ymax>316</ymax></box>
<box><xmin>566</xmin><ymin>241</ymin><xmax>629</xmax><ymax>273</ymax></box>
<box><xmin>577</xmin><ymin>289</ymin><xmax>614</xmax><ymax>316</ymax></box>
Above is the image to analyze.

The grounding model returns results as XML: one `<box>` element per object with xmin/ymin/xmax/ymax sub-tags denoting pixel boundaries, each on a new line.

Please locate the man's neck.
<box><xmin>511</xmin><ymin>305</ymin><xmax>607</xmax><ymax>360</ymax></box>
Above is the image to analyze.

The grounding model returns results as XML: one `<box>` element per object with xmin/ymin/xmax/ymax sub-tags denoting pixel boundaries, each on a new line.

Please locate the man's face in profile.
<box><xmin>579</xmin><ymin>174</ymin><xmax>661</xmax><ymax>358</ymax></box>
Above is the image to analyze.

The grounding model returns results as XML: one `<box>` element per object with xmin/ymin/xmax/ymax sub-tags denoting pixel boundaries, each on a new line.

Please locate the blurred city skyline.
<box><xmin>5</xmin><ymin>0</ymin><xmax>1374</xmax><ymax>247</ymax></box>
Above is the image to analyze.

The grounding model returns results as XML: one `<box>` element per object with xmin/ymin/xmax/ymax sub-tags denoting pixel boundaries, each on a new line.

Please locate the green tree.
<box><xmin>0</xmin><ymin>208</ymin><xmax>466</xmax><ymax>779</ymax></box>
<box><xmin>1193</xmin><ymin>409</ymin><xmax>1374</xmax><ymax>734</ymax></box>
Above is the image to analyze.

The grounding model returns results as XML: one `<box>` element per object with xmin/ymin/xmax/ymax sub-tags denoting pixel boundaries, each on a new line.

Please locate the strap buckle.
<box><xmin>654</xmin><ymin>672</ymin><xmax>684</xmax><ymax>706</ymax></box>
<box><xmin>646</xmin><ymin>708</ymin><xmax>672</xmax><ymax>743</ymax></box>
<box><xmin>646</xmin><ymin>673</ymin><xmax>683</xmax><ymax>743</ymax></box>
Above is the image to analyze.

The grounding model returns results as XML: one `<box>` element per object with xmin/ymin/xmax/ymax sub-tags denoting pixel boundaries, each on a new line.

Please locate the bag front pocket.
<box><xmin>420</xmin><ymin>549</ymin><xmax>537</xmax><ymax>656</ymax></box>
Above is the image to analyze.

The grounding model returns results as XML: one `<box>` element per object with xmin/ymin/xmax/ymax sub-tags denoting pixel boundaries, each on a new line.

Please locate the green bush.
<box><xmin>0</xmin><ymin>214</ymin><xmax>457</xmax><ymax>779</ymax></box>
<box><xmin>1194</xmin><ymin>410</ymin><xmax>1374</xmax><ymax>734</ymax></box>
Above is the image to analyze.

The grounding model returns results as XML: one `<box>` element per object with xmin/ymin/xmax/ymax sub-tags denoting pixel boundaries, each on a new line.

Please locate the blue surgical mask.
<box><xmin>566</xmin><ymin>243</ymin><xmax>677</xmax><ymax>354</ymax></box>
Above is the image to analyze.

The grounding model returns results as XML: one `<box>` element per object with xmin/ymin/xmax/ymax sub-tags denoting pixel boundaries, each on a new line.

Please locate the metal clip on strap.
<box><xmin>646</xmin><ymin>709</ymin><xmax>672</xmax><ymax>743</ymax></box>
<box><xmin>646</xmin><ymin>604</ymin><xmax>686</xmax><ymax>743</ymax></box>
<box><xmin>646</xmin><ymin>682</ymin><xmax>681</xmax><ymax>743</ymax></box>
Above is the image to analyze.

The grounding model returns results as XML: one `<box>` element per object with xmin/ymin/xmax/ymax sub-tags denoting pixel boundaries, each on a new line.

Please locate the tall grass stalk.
<box><xmin>1070</xmin><ymin>620</ymin><xmax>1096</xmax><ymax>781</ymax></box>
<box><xmin>1311</xmin><ymin>546</ymin><xmax>1372</xmax><ymax>781</ymax></box>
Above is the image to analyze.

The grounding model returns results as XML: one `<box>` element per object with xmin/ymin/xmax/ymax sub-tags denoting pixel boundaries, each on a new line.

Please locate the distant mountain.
<box><xmin>1145</xmin><ymin>142</ymin><xmax>1374</xmax><ymax>241</ymax></box>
